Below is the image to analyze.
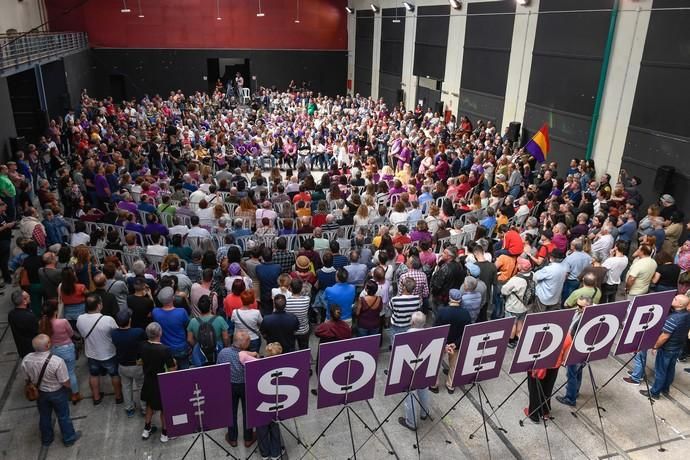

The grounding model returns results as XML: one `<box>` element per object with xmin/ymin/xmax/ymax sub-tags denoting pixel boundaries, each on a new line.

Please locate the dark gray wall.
<box><xmin>413</xmin><ymin>5</ymin><xmax>450</xmax><ymax>81</ymax></box>
<box><xmin>89</xmin><ymin>48</ymin><xmax>347</xmax><ymax>101</ymax></box>
<box><xmin>41</xmin><ymin>60</ymin><xmax>69</xmax><ymax>121</ymax></box>
<box><xmin>63</xmin><ymin>50</ymin><xmax>98</xmax><ymax>110</ymax></box>
<box><xmin>378</xmin><ymin>8</ymin><xmax>405</xmax><ymax>106</ymax></box>
<box><xmin>621</xmin><ymin>0</ymin><xmax>690</xmax><ymax>217</ymax></box>
<box><xmin>0</xmin><ymin>77</ymin><xmax>18</xmax><ymax>162</ymax></box>
<box><xmin>524</xmin><ymin>0</ymin><xmax>613</xmax><ymax>176</ymax></box>
<box><xmin>354</xmin><ymin>10</ymin><xmax>375</xmax><ymax>97</ymax></box>
<box><xmin>458</xmin><ymin>0</ymin><xmax>515</xmax><ymax>128</ymax></box>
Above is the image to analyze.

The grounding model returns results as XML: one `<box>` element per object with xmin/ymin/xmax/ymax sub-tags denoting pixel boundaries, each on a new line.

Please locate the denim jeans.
<box><xmin>38</xmin><ymin>387</ymin><xmax>77</xmax><ymax>446</ymax></box>
<box><xmin>650</xmin><ymin>349</ymin><xmax>682</xmax><ymax>396</ymax></box>
<box><xmin>119</xmin><ymin>364</ymin><xmax>145</xmax><ymax>412</ymax></box>
<box><xmin>52</xmin><ymin>343</ymin><xmax>78</xmax><ymax>394</ymax></box>
<box><xmin>561</xmin><ymin>279</ymin><xmax>580</xmax><ymax>305</ymax></box>
<box><xmin>173</xmin><ymin>349</ymin><xmax>190</xmax><ymax>370</ymax></box>
<box><xmin>630</xmin><ymin>351</ymin><xmax>647</xmax><ymax>383</ymax></box>
<box><xmin>229</xmin><ymin>382</ymin><xmax>253</xmax><ymax>442</ymax></box>
<box><xmin>404</xmin><ymin>388</ymin><xmax>430</xmax><ymax>429</ymax></box>
<box><xmin>357</xmin><ymin>327</ymin><xmax>379</xmax><ymax>337</ymax></box>
<box><xmin>257</xmin><ymin>421</ymin><xmax>282</xmax><ymax>458</ymax></box>
<box><xmin>492</xmin><ymin>283</ymin><xmax>505</xmax><ymax>320</ymax></box>
<box><xmin>388</xmin><ymin>325</ymin><xmax>408</xmax><ymax>346</ymax></box>
<box><xmin>564</xmin><ymin>363</ymin><xmax>584</xmax><ymax>404</ymax></box>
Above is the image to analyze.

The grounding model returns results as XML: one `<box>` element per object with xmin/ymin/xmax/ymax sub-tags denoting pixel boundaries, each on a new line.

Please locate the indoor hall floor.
<box><xmin>2</xmin><ymin>283</ymin><xmax>690</xmax><ymax>460</ymax></box>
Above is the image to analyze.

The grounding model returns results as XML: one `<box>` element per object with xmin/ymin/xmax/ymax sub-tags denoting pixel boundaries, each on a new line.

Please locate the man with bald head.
<box><xmin>639</xmin><ymin>295</ymin><xmax>690</xmax><ymax>400</ymax></box>
<box><xmin>22</xmin><ymin>334</ymin><xmax>80</xmax><ymax>447</ymax></box>
<box><xmin>217</xmin><ymin>330</ymin><xmax>258</xmax><ymax>448</ymax></box>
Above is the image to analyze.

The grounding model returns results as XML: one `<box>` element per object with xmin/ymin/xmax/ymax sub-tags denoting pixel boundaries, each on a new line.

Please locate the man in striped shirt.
<box><xmin>285</xmin><ymin>279</ymin><xmax>311</xmax><ymax>351</ymax></box>
<box><xmin>388</xmin><ymin>277</ymin><xmax>422</xmax><ymax>344</ymax></box>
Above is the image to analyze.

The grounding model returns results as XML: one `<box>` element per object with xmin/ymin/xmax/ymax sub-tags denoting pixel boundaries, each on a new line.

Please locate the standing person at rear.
<box><xmin>76</xmin><ymin>293</ymin><xmax>123</xmax><ymax>405</ymax></box>
<box><xmin>22</xmin><ymin>334</ymin><xmax>80</xmax><ymax>447</ymax></box>
<box><xmin>140</xmin><ymin>322</ymin><xmax>177</xmax><ymax>443</ymax></box>
<box><xmin>111</xmin><ymin>310</ymin><xmax>147</xmax><ymax>418</ymax></box>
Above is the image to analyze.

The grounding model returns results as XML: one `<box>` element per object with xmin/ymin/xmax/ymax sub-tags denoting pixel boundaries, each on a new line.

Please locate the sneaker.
<box><xmin>507</xmin><ymin>340</ymin><xmax>517</xmax><ymax>349</ymax></box>
<box><xmin>639</xmin><ymin>390</ymin><xmax>660</xmax><ymax>400</ymax></box>
<box><xmin>627</xmin><ymin>370</ymin><xmax>633</xmax><ymax>376</ymax></box>
<box><xmin>428</xmin><ymin>386</ymin><xmax>439</xmax><ymax>394</ymax></box>
<box><xmin>64</xmin><ymin>431</ymin><xmax>82</xmax><ymax>447</ymax></box>
<box><xmin>684</xmin><ymin>368</ymin><xmax>690</xmax><ymax>374</ymax></box>
<box><xmin>126</xmin><ymin>409</ymin><xmax>136</xmax><ymax>418</ymax></box>
<box><xmin>115</xmin><ymin>397</ymin><xmax>124</xmax><ymax>405</ymax></box>
<box><xmin>555</xmin><ymin>396</ymin><xmax>575</xmax><ymax>407</ymax></box>
<box><xmin>142</xmin><ymin>425</ymin><xmax>158</xmax><ymax>440</ymax></box>
<box><xmin>678</xmin><ymin>355</ymin><xmax>688</xmax><ymax>363</ymax></box>
<box><xmin>661</xmin><ymin>391</ymin><xmax>670</xmax><ymax>398</ymax></box>
<box><xmin>397</xmin><ymin>417</ymin><xmax>416</xmax><ymax>432</ymax></box>
<box><xmin>523</xmin><ymin>407</ymin><xmax>540</xmax><ymax>424</ymax></box>
<box><xmin>622</xmin><ymin>377</ymin><xmax>640</xmax><ymax>385</ymax></box>
<box><xmin>160</xmin><ymin>431</ymin><xmax>169</xmax><ymax>443</ymax></box>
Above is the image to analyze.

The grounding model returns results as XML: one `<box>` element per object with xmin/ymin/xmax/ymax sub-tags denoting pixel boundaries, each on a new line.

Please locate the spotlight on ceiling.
<box><xmin>516</xmin><ymin>0</ymin><xmax>530</xmax><ymax>5</ymax></box>
<box><xmin>137</xmin><ymin>0</ymin><xmax>144</xmax><ymax>17</ymax></box>
<box><xmin>256</xmin><ymin>0</ymin><xmax>265</xmax><ymax>17</ymax></box>
<box><xmin>449</xmin><ymin>0</ymin><xmax>462</xmax><ymax>9</ymax></box>
<box><xmin>403</xmin><ymin>2</ymin><xmax>415</xmax><ymax>12</ymax></box>
<box><xmin>120</xmin><ymin>0</ymin><xmax>131</xmax><ymax>13</ymax></box>
<box><xmin>345</xmin><ymin>6</ymin><xmax>354</xmax><ymax>14</ymax></box>
<box><xmin>370</xmin><ymin>4</ymin><xmax>380</xmax><ymax>13</ymax></box>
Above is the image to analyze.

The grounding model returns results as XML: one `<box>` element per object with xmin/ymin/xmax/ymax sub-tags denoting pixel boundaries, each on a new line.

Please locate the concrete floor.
<box><xmin>2</xmin><ymin>286</ymin><xmax>690</xmax><ymax>460</ymax></box>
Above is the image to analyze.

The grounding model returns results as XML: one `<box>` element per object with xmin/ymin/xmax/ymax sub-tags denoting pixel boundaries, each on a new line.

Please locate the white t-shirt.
<box><xmin>146</xmin><ymin>244</ymin><xmax>169</xmax><ymax>258</ymax></box>
<box><xmin>602</xmin><ymin>255</ymin><xmax>628</xmax><ymax>285</ymax></box>
<box><xmin>231</xmin><ymin>308</ymin><xmax>263</xmax><ymax>340</ymax></box>
<box><xmin>71</xmin><ymin>232</ymin><xmax>90</xmax><ymax>246</ymax></box>
<box><xmin>76</xmin><ymin>313</ymin><xmax>117</xmax><ymax>361</ymax></box>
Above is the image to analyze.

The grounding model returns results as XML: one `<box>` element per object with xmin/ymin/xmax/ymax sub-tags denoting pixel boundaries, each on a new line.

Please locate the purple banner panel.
<box><xmin>565</xmin><ymin>301</ymin><xmax>630</xmax><ymax>366</ymax></box>
<box><xmin>244</xmin><ymin>349</ymin><xmax>311</xmax><ymax>429</ymax></box>
<box><xmin>158</xmin><ymin>363</ymin><xmax>233</xmax><ymax>438</ymax></box>
<box><xmin>316</xmin><ymin>335</ymin><xmax>380</xmax><ymax>409</ymax></box>
<box><xmin>384</xmin><ymin>325</ymin><xmax>450</xmax><ymax>396</ymax></box>
<box><xmin>452</xmin><ymin>318</ymin><xmax>515</xmax><ymax>387</ymax></box>
<box><xmin>614</xmin><ymin>290</ymin><xmax>676</xmax><ymax>356</ymax></box>
<box><xmin>509</xmin><ymin>309</ymin><xmax>576</xmax><ymax>373</ymax></box>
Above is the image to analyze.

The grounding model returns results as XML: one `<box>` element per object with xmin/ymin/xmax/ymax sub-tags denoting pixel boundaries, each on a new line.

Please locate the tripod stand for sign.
<box><xmin>352</xmin><ymin>343</ymin><xmax>433</xmax><ymax>459</ymax></box>
<box><xmin>299</xmin><ymin>352</ymin><xmax>392</xmax><ymax>460</ymax></box>
<box><xmin>181</xmin><ymin>383</ymin><xmax>238</xmax><ymax>460</ymax></box>
<box><xmin>245</xmin><ymin>369</ymin><xmax>310</xmax><ymax>460</ymax></box>
<box><xmin>415</xmin><ymin>334</ymin><xmax>502</xmax><ymax>459</ymax></box>
<box><xmin>569</xmin><ymin>315</ymin><xmax>667</xmax><ymax>453</ymax></box>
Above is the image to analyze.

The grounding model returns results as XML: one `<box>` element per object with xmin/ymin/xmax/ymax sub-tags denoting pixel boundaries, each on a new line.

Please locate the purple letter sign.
<box><xmin>510</xmin><ymin>310</ymin><xmax>576</xmax><ymax>373</ymax></box>
<box><xmin>384</xmin><ymin>325</ymin><xmax>449</xmax><ymax>396</ymax></box>
<box><xmin>245</xmin><ymin>349</ymin><xmax>311</xmax><ymax>428</ymax></box>
<box><xmin>158</xmin><ymin>363</ymin><xmax>233</xmax><ymax>437</ymax></box>
<box><xmin>565</xmin><ymin>300</ymin><xmax>630</xmax><ymax>365</ymax></box>
<box><xmin>316</xmin><ymin>335</ymin><xmax>380</xmax><ymax>409</ymax></box>
<box><xmin>452</xmin><ymin>317</ymin><xmax>514</xmax><ymax>386</ymax></box>
<box><xmin>614</xmin><ymin>290</ymin><xmax>676</xmax><ymax>355</ymax></box>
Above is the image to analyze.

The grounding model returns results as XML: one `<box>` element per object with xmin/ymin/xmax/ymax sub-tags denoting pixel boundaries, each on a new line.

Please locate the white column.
<box><xmin>441</xmin><ymin>8</ymin><xmax>467</xmax><ymax>114</ymax></box>
<box><xmin>591</xmin><ymin>0</ymin><xmax>652</xmax><ymax>179</ymax></box>
<box><xmin>371</xmin><ymin>12</ymin><xmax>383</xmax><ymax>99</ymax></box>
<box><xmin>347</xmin><ymin>10</ymin><xmax>356</xmax><ymax>94</ymax></box>
<box><xmin>501</xmin><ymin>0</ymin><xmax>539</xmax><ymax>126</ymax></box>
<box><xmin>401</xmin><ymin>8</ymin><xmax>417</xmax><ymax>109</ymax></box>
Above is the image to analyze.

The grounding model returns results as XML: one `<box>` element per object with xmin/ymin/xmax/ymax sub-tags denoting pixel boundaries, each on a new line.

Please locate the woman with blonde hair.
<box><xmin>235</xmin><ymin>197</ymin><xmax>257</xmax><ymax>228</ymax></box>
<box><xmin>354</xmin><ymin>204</ymin><xmax>370</xmax><ymax>228</ymax></box>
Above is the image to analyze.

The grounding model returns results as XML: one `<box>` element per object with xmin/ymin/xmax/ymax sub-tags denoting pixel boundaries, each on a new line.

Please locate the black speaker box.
<box><xmin>654</xmin><ymin>165</ymin><xmax>675</xmax><ymax>194</ymax></box>
<box><xmin>507</xmin><ymin>121</ymin><xmax>521</xmax><ymax>143</ymax></box>
<box><xmin>433</xmin><ymin>101</ymin><xmax>443</xmax><ymax>115</ymax></box>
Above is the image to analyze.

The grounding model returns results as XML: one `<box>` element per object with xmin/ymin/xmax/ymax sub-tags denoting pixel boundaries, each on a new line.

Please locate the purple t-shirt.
<box><xmin>95</xmin><ymin>174</ymin><xmax>110</xmax><ymax>198</ymax></box>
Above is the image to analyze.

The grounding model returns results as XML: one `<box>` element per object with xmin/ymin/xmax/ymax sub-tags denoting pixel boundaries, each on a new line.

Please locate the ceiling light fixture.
<box><xmin>120</xmin><ymin>0</ymin><xmax>131</xmax><ymax>13</ymax></box>
<box><xmin>216</xmin><ymin>0</ymin><xmax>221</xmax><ymax>20</ymax></box>
<box><xmin>345</xmin><ymin>6</ymin><xmax>354</xmax><ymax>14</ymax></box>
<box><xmin>294</xmin><ymin>0</ymin><xmax>300</xmax><ymax>23</ymax></box>
<box><xmin>137</xmin><ymin>0</ymin><xmax>144</xmax><ymax>18</ymax></box>
<box><xmin>257</xmin><ymin>0</ymin><xmax>265</xmax><ymax>17</ymax></box>
<box><xmin>516</xmin><ymin>0</ymin><xmax>530</xmax><ymax>5</ymax></box>
<box><xmin>449</xmin><ymin>0</ymin><xmax>462</xmax><ymax>9</ymax></box>
<box><xmin>403</xmin><ymin>2</ymin><xmax>415</xmax><ymax>12</ymax></box>
<box><xmin>370</xmin><ymin>4</ymin><xmax>379</xmax><ymax>13</ymax></box>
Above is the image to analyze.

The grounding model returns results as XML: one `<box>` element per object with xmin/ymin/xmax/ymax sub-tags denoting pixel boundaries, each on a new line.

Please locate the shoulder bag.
<box><xmin>25</xmin><ymin>353</ymin><xmax>53</xmax><ymax>401</ymax></box>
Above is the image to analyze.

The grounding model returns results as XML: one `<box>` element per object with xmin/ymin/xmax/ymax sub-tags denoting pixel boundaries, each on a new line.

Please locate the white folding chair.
<box><xmin>241</xmin><ymin>88</ymin><xmax>251</xmax><ymax>104</ymax></box>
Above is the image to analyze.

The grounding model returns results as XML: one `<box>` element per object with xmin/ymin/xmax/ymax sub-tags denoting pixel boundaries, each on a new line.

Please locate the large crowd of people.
<box><xmin>5</xmin><ymin>84</ymin><xmax>690</xmax><ymax>456</ymax></box>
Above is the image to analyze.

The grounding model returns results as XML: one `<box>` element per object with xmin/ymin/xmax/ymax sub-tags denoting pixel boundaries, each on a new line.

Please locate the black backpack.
<box><xmin>518</xmin><ymin>273</ymin><xmax>537</xmax><ymax>308</ymax></box>
<box><xmin>198</xmin><ymin>318</ymin><xmax>218</xmax><ymax>365</ymax></box>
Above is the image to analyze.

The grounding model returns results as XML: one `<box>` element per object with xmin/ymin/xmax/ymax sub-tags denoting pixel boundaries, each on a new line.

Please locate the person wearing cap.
<box><xmin>502</xmin><ymin>258</ymin><xmax>534</xmax><ymax>347</ymax></box>
<box><xmin>151</xmin><ymin>287</ymin><xmax>190</xmax><ymax>369</ymax></box>
<box><xmin>659</xmin><ymin>194</ymin><xmax>677</xmax><ymax>221</ymax></box>
<box><xmin>430</xmin><ymin>289</ymin><xmax>472</xmax><ymax>394</ymax></box>
<box><xmin>111</xmin><ymin>310</ymin><xmax>147</xmax><ymax>417</ymax></box>
<box><xmin>533</xmin><ymin>248</ymin><xmax>568</xmax><ymax>311</ymax></box>
<box><xmin>76</xmin><ymin>293</ymin><xmax>123</xmax><ymax>405</ymax></box>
